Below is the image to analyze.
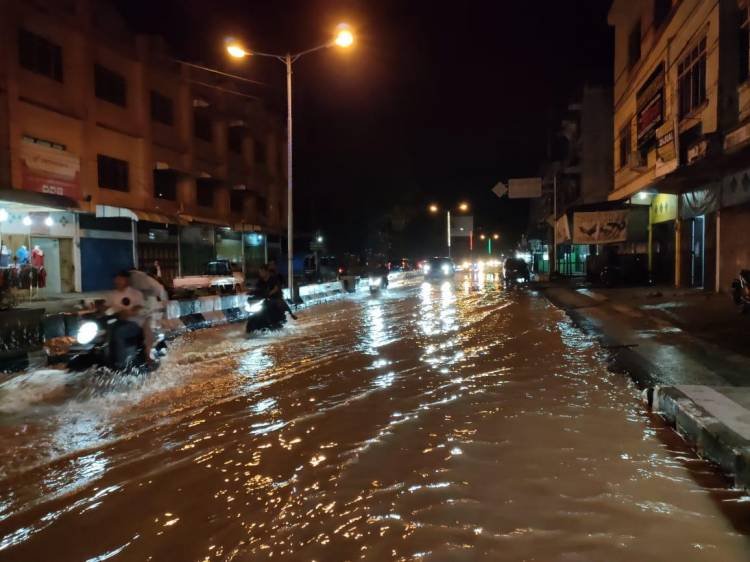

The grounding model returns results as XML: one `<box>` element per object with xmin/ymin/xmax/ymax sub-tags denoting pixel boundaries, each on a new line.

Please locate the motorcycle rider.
<box><xmin>129</xmin><ymin>267</ymin><xmax>169</xmax><ymax>359</ymax></box>
<box><xmin>105</xmin><ymin>270</ymin><xmax>147</xmax><ymax>369</ymax></box>
<box><xmin>266</xmin><ymin>261</ymin><xmax>298</xmax><ymax>320</ymax></box>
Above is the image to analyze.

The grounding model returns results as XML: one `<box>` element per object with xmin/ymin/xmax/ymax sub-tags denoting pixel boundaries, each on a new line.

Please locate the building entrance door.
<box><xmin>31</xmin><ymin>237</ymin><xmax>61</xmax><ymax>294</ymax></box>
<box><xmin>691</xmin><ymin>215</ymin><xmax>705</xmax><ymax>288</ymax></box>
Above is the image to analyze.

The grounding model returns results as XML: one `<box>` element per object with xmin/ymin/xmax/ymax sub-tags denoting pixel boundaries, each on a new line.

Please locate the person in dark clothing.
<box><xmin>265</xmin><ymin>262</ymin><xmax>297</xmax><ymax>320</ymax></box>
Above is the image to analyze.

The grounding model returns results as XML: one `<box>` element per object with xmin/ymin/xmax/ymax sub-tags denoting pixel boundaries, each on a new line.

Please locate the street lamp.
<box><xmin>428</xmin><ymin>202</ymin><xmax>470</xmax><ymax>258</ymax></box>
<box><xmin>225</xmin><ymin>23</ymin><xmax>354</xmax><ymax>299</ymax></box>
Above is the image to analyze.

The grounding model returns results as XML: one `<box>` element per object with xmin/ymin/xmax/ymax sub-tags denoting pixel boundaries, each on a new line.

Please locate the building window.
<box><xmin>228</xmin><ymin>127</ymin><xmax>244</xmax><ymax>154</ymax></box>
<box><xmin>653</xmin><ymin>0</ymin><xmax>671</xmax><ymax>30</ymax></box>
<box><xmin>194</xmin><ymin>111</ymin><xmax>213</xmax><ymax>142</ymax></box>
<box><xmin>230</xmin><ymin>189</ymin><xmax>245</xmax><ymax>213</ymax></box>
<box><xmin>18</xmin><ymin>29</ymin><xmax>63</xmax><ymax>82</ymax></box>
<box><xmin>628</xmin><ymin>20</ymin><xmax>642</xmax><ymax>68</ymax></box>
<box><xmin>196</xmin><ymin>178</ymin><xmax>215</xmax><ymax>207</ymax></box>
<box><xmin>153</xmin><ymin>169</ymin><xmax>178</xmax><ymax>200</ymax></box>
<box><xmin>97</xmin><ymin>155</ymin><xmax>129</xmax><ymax>191</ymax></box>
<box><xmin>740</xmin><ymin>5</ymin><xmax>750</xmax><ymax>84</ymax></box>
<box><xmin>254</xmin><ymin>140</ymin><xmax>267</xmax><ymax>164</ymax></box>
<box><xmin>678</xmin><ymin>37</ymin><xmax>707</xmax><ymax>119</ymax></box>
<box><xmin>619</xmin><ymin>123</ymin><xmax>632</xmax><ymax>169</ymax></box>
<box><xmin>150</xmin><ymin>91</ymin><xmax>174</xmax><ymax>125</ymax></box>
<box><xmin>94</xmin><ymin>64</ymin><xmax>127</xmax><ymax>107</ymax></box>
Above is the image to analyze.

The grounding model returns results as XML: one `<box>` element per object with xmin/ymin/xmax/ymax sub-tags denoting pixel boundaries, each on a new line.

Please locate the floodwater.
<box><xmin>1</xmin><ymin>275</ymin><xmax>749</xmax><ymax>561</ymax></box>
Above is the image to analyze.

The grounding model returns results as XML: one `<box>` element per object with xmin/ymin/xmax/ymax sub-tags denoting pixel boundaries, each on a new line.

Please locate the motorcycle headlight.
<box><xmin>76</xmin><ymin>321</ymin><xmax>99</xmax><ymax>345</ymax></box>
<box><xmin>441</xmin><ymin>264</ymin><xmax>451</xmax><ymax>275</ymax></box>
<box><xmin>423</xmin><ymin>264</ymin><xmax>431</xmax><ymax>274</ymax></box>
<box><xmin>245</xmin><ymin>301</ymin><xmax>264</xmax><ymax>314</ymax></box>
<box><xmin>369</xmin><ymin>277</ymin><xmax>382</xmax><ymax>287</ymax></box>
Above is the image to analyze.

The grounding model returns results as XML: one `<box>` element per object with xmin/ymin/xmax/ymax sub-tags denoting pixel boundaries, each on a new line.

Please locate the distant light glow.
<box><xmin>22</xmin><ymin>216</ymin><xmax>32</xmax><ymax>227</ymax></box>
<box><xmin>0</xmin><ymin>209</ymin><xmax>8</xmax><ymax>222</ymax></box>
<box><xmin>44</xmin><ymin>216</ymin><xmax>54</xmax><ymax>227</ymax></box>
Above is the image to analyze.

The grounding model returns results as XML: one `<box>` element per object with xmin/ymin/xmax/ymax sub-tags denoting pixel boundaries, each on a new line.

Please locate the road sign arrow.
<box><xmin>492</xmin><ymin>181</ymin><xmax>508</xmax><ymax>198</ymax></box>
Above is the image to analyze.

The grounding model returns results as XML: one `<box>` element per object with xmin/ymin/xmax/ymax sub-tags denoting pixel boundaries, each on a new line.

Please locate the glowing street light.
<box><xmin>479</xmin><ymin>234</ymin><xmax>486</xmax><ymax>240</ymax></box>
<box><xmin>224</xmin><ymin>23</ymin><xmax>355</xmax><ymax>300</ymax></box>
<box><xmin>333</xmin><ymin>24</ymin><xmax>355</xmax><ymax>48</ymax></box>
<box><xmin>427</xmin><ymin>201</ymin><xmax>471</xmax><ymax>258</ymax></box>
<box><xmin>428</xmin><ymin>204</ymin><xmax>439</xmax><ymax>213</ymax></box>
<box><xmin>458</xmin><ymin>202</ymin><xmax>469</xmax><ymax>212</ymax></box>
<box><xmin>493</xmin><ymin>233</ymin><xmax>499</xmax><ymax>240</ymax></box>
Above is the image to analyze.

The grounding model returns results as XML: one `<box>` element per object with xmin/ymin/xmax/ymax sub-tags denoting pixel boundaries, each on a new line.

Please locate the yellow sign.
<box><xmin>650</xmin><ymin>193</ymin><xmax>677</xmax><ymax>224</ymax></box>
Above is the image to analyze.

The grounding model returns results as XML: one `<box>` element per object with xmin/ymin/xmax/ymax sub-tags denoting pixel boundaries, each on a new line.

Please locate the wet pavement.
<box><xmin>1</xmin><ymin>275</ymin><xmax>750</xmax><ymax>561</ymax></box>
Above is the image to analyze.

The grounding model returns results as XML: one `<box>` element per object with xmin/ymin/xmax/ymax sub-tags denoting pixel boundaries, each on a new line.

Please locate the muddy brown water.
<box><xmin>1</xmin><ymin>276</ymin><xmax>749</xmax><ymax>561</ymax></box>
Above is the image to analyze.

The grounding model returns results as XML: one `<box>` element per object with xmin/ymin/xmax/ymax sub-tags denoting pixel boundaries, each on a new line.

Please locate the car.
<box><xmin>503</xmin><ymin>258</ymin><xmax>530</xmax><ymax>284</ymax></box>
<box><xmin>423</xmin><ymin>257</ymin><xmax>456</xmax><ymax>279</ymax></box>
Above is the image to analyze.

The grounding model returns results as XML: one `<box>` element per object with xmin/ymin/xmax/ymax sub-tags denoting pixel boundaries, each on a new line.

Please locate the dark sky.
<box><xmin>115</xmin><ymin>0</ymin><xmax>613</xmax><ymax>255</ymax></box>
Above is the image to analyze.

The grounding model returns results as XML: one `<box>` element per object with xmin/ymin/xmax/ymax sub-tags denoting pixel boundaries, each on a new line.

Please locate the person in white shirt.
<box><xmin>106</xmin><ymin>271</ymin><xmax>147</xmax><ymax>369</ymax></box>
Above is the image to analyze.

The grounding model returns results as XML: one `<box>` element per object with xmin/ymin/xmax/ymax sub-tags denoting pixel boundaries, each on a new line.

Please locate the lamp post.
<box><xmin>428</xmin><ymin>202</ymin><xmax>470</xmax><ymax>258</ymax></box>
<box><xmin>225</xmin><ymin>24</ymin><xmax>354</xmax><ymax>300</ymax></box>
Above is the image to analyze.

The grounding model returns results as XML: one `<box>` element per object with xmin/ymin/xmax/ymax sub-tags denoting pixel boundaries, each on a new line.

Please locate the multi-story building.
<box><xmin>0</xmin><ymin>0</ymin><xmax>285</xmax><ymax>295</ymax></box>
<box><xmin>609</xmin><ymin>0</ymin><xmax>750</xmax><ymax>290</ymax></box>
<box><xmin>527</xmin><ymin>85</ymin><xmax>614</xmax><ymax>276</ymax></box>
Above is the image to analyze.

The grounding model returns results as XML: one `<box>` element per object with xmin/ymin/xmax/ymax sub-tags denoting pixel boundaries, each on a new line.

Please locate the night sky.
<box><xmin>115</xmin><ymin>0</ymin><xmax>613</xmax><ymax>256</ymax></box>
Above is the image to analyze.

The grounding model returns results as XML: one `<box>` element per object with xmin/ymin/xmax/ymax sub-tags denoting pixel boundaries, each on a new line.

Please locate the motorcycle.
<box><xmin>731</xmin><ymin>270</ymin><xmax>750</xmax><ymax>313</ymax></box>
<box><xmin>54</xmin><ymin>312</ymin><xmax>166</xmax><ymax>372</ymax></box>
<box><xmin>368</xmin><ymin>274</ymin><xmax>389</xmax><ymax>294</ymax></box>
<box><xmin>245</xmin><ymin>297</ymin><xmax>288</xmax><ymax>333</ymax></box>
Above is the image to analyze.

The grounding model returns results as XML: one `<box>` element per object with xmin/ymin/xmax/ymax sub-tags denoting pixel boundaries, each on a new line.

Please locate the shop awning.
<box><xmin>180</xmin><ymin>214</ymin><xmax>230</xmax><ymax>227</ymax></box>
<box><xmin>96</xmin><ymin>205</ymin><xmax>138</xmax><ymax>221</ymax></box>
<box><xmin>0</xmin><ymin>188</ymin><xmax>80</xmax><ymax>211</ymax></box>
<box><xmin>132</xmin><ymin>210</ymin><xmax>187</xmax><ymax>225</ymax></box>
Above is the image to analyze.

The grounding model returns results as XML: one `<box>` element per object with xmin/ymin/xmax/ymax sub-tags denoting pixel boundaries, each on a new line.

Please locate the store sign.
<box><xmin>555</xmin><ymin>214</ymin><xmax>571</xmax><ymax>243</ymax></box>
<box><xmin>20</xmin><ymin>141</ymin><xmax>81</xmax><ymax>199</ymax></box>
<box><xmin>572</xmin><ymin>210</ymin><xmax>629</xmax><ymax>245</ymax></box>
<box><xmin>650</xmin><ymin>194</ymin><xmax>677</xmax><ymax>224</ymax></box>
<box><xmin>636</xmin><ymin>65</ymin><xmax>665</xmax><ymax>146</ymax></box>
<box><xmin>686</xmin><ymin>138</ymin><xmax>707</xmax><ymax>165</ymax></box>
<box><xmin>654</xmin><ymin>122</ymin><xmax>678</xmax><ymax>177</ymax></box>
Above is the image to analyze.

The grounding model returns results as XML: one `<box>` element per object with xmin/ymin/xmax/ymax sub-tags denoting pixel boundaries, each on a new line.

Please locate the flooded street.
<box><xmin>1</xmin><ymin>277</ymin><xmax>749</xmax><ymax>561</ymax></box>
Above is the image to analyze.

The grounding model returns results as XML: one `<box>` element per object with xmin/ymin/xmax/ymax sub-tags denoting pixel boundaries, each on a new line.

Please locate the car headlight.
<box><xmin>516</xmin><ymin>277</ymin><xmax>525</xmax><ymax>283</ymax></box>
<box><xmin>76</xmin><ymin>321</ymin><xmax>99</xmax><ymax>345</ymax></box>
<box><xmin>441</xmin><ymin>264</ymin><xmax>451</xmax><ymax>275</ymax></box>
<box><xmin>423</xmin><ymin>264</ymin><xmax>431</xmax><ymax>274</ymax></box>
<box><xmin>245</xmin><ymin>301</ymin><xmax>264</xmax><ymax>314</ymax></box>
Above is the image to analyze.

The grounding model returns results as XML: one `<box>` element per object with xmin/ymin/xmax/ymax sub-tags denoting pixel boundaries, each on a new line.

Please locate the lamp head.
<box><xmin>334</xmin><ymin>24</ymin><xmax>354</xmax><ymax>48</ymax></box>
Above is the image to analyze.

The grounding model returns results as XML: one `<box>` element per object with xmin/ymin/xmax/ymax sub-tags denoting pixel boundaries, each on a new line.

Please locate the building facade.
<box><xmin>527</xmin><ymin>85</ymin><xmax>614</xmax><ymax>276</ymax></box>
<box><xmin>609</xmin><ymin>0</ymin><xmax>750</xmax><ymax>291</ymax></box>
<box><xmin>0</xmin><ymin>0</ymin><xmax>285</xmax><ymax>296</ymax></box>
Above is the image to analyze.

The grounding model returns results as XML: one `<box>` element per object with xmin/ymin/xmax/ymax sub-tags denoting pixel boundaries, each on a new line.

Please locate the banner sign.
<box><xmin>636</xmin><ymin>64</ymin><xmax>664</xmax><ymax>146</ymax></box>
<box><xmin>555</xmin><ymin>214</ymin><xmax>571</xmax><ymax>243</ymax></box>
<box><xmin>508</xmin><ymin>177</ymin><xmax>542</xmax><ymax>199</ymax></box>
<box><xmin>20</xmin><ymin>141</ymin><xmax>81</xmax><ymax>199</ymax></box>
<box><xmin>654</xmin><ymin>122</ymin><xmax>677</xmax><ymax>177</ymax></box>
<box><xmin>450</xmin><ymin>215</ymin><xmax>473</xmax><ymax>238</ymax></box>
<box><xmin>572</xmin><ymin>210</ymin><xmax>629</xmax><ymax>244</ymax></box>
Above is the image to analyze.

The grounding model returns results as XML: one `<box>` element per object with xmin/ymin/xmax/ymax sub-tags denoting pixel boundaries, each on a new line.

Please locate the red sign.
<box><xmin>20</xmin><ymin>141</ymin><xmax>81</xmax><ymax>199</ymax></box>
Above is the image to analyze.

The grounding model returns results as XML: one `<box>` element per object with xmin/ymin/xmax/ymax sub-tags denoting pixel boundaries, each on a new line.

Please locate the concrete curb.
<box><xmin>654</xmin><ymin>385</ymin><xmax>750</xmax><ymax>491</ymax></box>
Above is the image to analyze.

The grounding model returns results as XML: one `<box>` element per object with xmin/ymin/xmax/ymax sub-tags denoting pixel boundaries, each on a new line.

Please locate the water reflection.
<box><xmin>1</xmin><ymin>281</ymin><xmax>749</xmax><ymax>561</ymax></box>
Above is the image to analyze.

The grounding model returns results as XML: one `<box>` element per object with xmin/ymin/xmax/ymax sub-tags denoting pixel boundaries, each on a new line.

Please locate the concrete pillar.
<box><xmin>715</xmin><ymin>209</ymin><xmax>721</xmax><ymax>293</ymax></box>
<box><xmin>674</xmin><ymin>218</ymin><xmax>681</xmax><ymax>287</ymax></box>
